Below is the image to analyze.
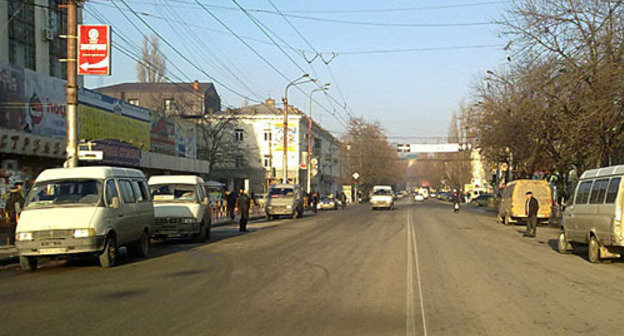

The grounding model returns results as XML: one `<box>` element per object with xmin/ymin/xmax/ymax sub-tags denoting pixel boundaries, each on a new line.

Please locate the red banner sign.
<box><xmin>77</xmin><ymin>25</ymin><xmax>111</xmax><ymax>75</ymax></box>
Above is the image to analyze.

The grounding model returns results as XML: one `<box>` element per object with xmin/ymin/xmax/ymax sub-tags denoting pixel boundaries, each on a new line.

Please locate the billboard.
<box><xmin>77</xmin><ymin>88</ymin><xmax>151</xmax><ymax>151</ymax></box>
<box><xmin>272</xmin><ymin>122</ymin><xmax>298</xmax><ymax>152</ymax></box>
<box><xmin>78</xmin><ymin>25</ymin><xmax>111</xmax><ymax>75</ymax></box>
<box><xmin>150</xmin><ymin>111</ymin><xmax>176</xmax><ymax>155</ymax></box>
<box><xmin>175</xmin><ymin>120</ymin><xmax>197</xmax><ymax>159</ymax></box>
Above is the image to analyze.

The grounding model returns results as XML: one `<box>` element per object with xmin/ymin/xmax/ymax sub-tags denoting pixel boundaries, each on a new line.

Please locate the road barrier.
<box><xmin>209</xmin><ymin>200</ymin><xmax>265</xmax><ymax>225</ymax></box>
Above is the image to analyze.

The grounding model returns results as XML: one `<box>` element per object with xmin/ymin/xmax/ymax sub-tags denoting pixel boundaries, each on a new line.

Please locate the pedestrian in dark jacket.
<box><xmin>339</xmin><ymin>192</ymin><xmax>347</xmax><ymax>209</ymax></box>
<box><xmin>225</xmin><ymin>190</ymin><xmax>237</xmax><ymax>221</ymax></box>
<box><xmin>311</xmin><ymin>192</ymin><xmax>319</xmax><ymax>213</ymax></box>
<box><xmin>524</xmin><ymin>191</ymin><xmax>539</xmax><ymax>238</ymax></box>
<box><xmin>237</xmin><ymin>189</ymin><xmax>251</xmax><ymax>232</ymax></box>
<box><xmin>5</xmin><ymin>182</ymin><xmax>25</xmax><ymax>245</ymax></box>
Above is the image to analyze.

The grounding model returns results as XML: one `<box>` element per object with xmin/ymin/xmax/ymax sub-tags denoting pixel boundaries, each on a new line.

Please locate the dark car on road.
<box><xmin>473</xmin><ymin>193</ymin><xmax>494</xmax><ymax>207</ymax></box>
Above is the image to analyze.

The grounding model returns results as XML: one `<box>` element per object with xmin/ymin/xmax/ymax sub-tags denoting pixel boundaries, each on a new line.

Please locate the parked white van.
<box><xmin>559</xmin><ymin>165</ymin><xmax>624</xmax><ymax>263</ymax></box>
<box><xmin>148</xmin><ymin>175</ymin><xmax>211</xmax><ymax>242</ymax></box>
<box><xmin>15</xmin><ymin>167</ymin><xmax>154</xmax><ymax>270</ymax></box>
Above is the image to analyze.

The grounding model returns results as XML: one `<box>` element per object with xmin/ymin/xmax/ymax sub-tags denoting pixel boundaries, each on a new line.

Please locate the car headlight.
<box><xmin>286</xmin><ymin>205</ymin><xmax>292</xmax><ymax>209</ymax></box>
<box><xmin>73</xmin><ymin>229</ymin><xmax>96</xmax><ymax>238</ymax></box>
<box><xmin>17</xmin><ymin>232</ymin><xmax>33</xmax><ymax>241</ymax></box>
<box><xmin>183</xmin><ymin>218</ymin><xmax>196</xmax><ymax>224</ymax></box>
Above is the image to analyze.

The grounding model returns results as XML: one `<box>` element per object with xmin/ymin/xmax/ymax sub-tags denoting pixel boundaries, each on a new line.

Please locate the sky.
<box><xmin>83</xmin><ymin>0</ymin><xmax>510</xmax><ymax>141</ymax></box>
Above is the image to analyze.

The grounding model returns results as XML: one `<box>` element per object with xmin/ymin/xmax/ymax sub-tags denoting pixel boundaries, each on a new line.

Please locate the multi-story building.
<box><xmin>216</xmin><ymin>99</ymin><xmax>344</xmax><ymax>195</ymax></box>
<box><xmin>94</xmin><ymin>81</ymin><xmax>221</xmax><ymax>116</ymax></box>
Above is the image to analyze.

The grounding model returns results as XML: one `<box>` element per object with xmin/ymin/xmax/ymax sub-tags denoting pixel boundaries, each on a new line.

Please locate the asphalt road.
<box><xmin>2</xmin><ymin>200</ymin><xmax>624</xmax><ymax>335</ymax></box>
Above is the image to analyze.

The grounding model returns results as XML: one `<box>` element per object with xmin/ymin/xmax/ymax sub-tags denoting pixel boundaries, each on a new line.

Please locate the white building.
<box><xmin>212</xmin><ymin>99</ymin><xmax>344</xmax><ymax>195</ymax></box>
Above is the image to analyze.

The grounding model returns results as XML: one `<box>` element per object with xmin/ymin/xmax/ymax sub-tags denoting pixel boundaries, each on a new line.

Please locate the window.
<box><xmin>263</xmin><ymin>155</ymin><xmax>271</xmax><ymax>168</ymax></box>
<box><xmin>197</xmin><ymin>185</ymin><xmax>206</xmax><ymax>201</ymax></box>
<box><xmin>131</xmin><ymin>180</ymin><xmax>149</xmax><ymax>202</ymax></box>
<box><xmin>118</xmin><ymin>180</ymin><xmax>136</xmax><ymax>204</ymax></box>
<box><xmin>575</xmin><ymin>181</ymin><xmax>593</xmax><ymax>205</ymax></box>
<box><xmin>235</xmin><ymin>129</ymin><xmax>244</xmax><ymax>141</ymax></box>
<box><xmin>48</xmin><ymin>0</ymin><xmax>67</xmax><ymax>79</ymax></box>
<box><xmin>150</xmin><ymin>184</ymin><xmax>197</xmax><ymax>203</ymax></box>
<box><xmin>105</xmin><ymin>180</ymin><xmax>119</xmax><ymax>205</ymax></box>
<box><xmin>264</xmin><ymin>130</ymin><xmax>272</xmax><ymax>142</ymax></box>
<box><xmin>164</xmin><ymin>98</ymin><xmax>175</xmax><ymax>112</ymax></box>
<box><xmin>26</xmin><ymin>179</ymin><xmax>102</xmax><ymax>208</ymax></box>
<box><xmin>314</xmin><ymin>138</ymin><xmax>322</xmax><ymax>151</ymax></box>
<box><xmin>235</xmin><ymin>155</ymin><xmax>244</xmax><ymax>168</ymax></box>
<box><xmin>589</xmin><ymin>179</ymin><xmax>609</xmax><ymax>204</ymax></box>
<box><xmin>139</xmin><ymin>181</ymin><xmax>151</xmax><ymax>201</ymax></box>
<box><xmin>127</xmin><ymin>99</ymin><xmax>139</xmax><ymax>106</ymax></box>
<box><xmin>606</xmin><ymin>178</ymin><xmax>621</xmax><ymax>204</ymax></box>
<box><xmin>8</xmin><ymin>0</ymin><xmax>35</xmax><ymax>70</ymax></box>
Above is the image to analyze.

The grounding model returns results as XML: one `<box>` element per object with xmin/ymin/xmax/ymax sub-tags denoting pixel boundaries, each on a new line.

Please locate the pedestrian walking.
<box><xmin>4</xmin><ymin>182</ymin><xmax>25</xmax><ymax>245</ymax></box>
<box><xmin>225</xmin><ymin>189</ymin><xmax>237</xmax><ymax>221</ymax></box>
<box><xmin>524</xmin><ymin>191</ymin><xmax>539</xmax><ymax>238</ymax></box>
<box><xmin>237</xmin><ymin>188</ymin><xmax>251</xmax><ymax>232</ymax></box>
<box><xmin>339</xmin><ymin>191</ymin><xmax>347</xmax><ymax>209</ymax></box>
<box><xmin>311</xmin><ymin>192</ymin><xmax>319</xmax><ymax>213</ymax></box>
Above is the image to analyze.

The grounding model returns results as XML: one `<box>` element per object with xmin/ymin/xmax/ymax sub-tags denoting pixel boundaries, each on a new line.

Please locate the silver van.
<box><xmin>265</xmin><ymin>184</ymin><xmax>303</xmax><ymax>219</ymax></box>
<box><xmin>15</xmin><ymin>167</ymin><xmax>154</xmax><ymax>270</ymax></box>
<box><xmin>558</xmin><ymin>165</ymin><xmax>624</xmax><ymax>263</ymax></box>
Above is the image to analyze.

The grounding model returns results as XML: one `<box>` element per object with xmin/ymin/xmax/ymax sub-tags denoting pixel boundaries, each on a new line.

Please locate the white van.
<box><xmin>148</xmin><ymin>175</ymin><xmax>211</xmax><ymax>242</ymax></box>
<box><xmin>559</xmin><ymin>165</ymin><xmax>624</xmax><ymax>262</ymax></box>
<box><xmin>15</xmin><ymin>167</ymin><xmax>154</xmax><ymax>270</ymax></box>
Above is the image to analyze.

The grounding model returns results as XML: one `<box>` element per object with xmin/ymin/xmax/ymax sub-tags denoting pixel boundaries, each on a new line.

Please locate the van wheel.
<box><xmin>99</xmin><ymin>235</ymin><xmax>118</xmax><ymax>268</ymax></box>
<box><xmin>503</xmin><ymin>216</ymin><xmax>511</xmax><ymax>226</ymax></box>
<box><xmin>130</xmin><ymin>230</ymin><xmax>149</xmax><ymax>257</ymax></box>
<box><xmin>588</xmin><ymin>236</ymin><xmax>601</xmax><ymax>263</ymax></box>
<box><xmin>19</xmin><ymin>256</ymin><xmax>38</xmax><ymax>271</ymax></box>
<box><xmin>193</xmin><ymin>223</ymin><xmax>207</xmax><ymax>243</ymax></box>
<box><xmin>557</xmin><ymin>231</ymin><xmax>571</xmax><ymax>254</ymax></box>
<box><xmin>206</xmin><ymin>220</ymin><xmax>211</xmax><ymax>240</ymax></box>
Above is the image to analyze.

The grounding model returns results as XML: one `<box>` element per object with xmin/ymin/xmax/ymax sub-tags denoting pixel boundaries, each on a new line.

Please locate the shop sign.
<box><xmin>91</xmin><ymin>139</ymin><xmax>141</xmax><ymax>167</ymax></box>
<box><xmin>78</xmin><ymin>25</ymin><xmax>111</xmax><ymax>76</ymax></box>
<box><xmin>175</xmin><ymin>120</ymin><xmax>197</xmax><ymax>159</ymax></box>
<box><xmin>0</xmin><ymin>130</ymin><xmax>65</xmax><ymax>159</ymax></box>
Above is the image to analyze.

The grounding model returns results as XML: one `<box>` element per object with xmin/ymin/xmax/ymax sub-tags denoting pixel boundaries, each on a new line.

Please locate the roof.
<box><xmin>95</xmin><ymin>82</ymin><xmax>215</xmax><ymax>94</ymax></box>
<box><xmin>580</xmin><ymin>165</ymin><xmax>624</xmax><ymax>179</ymax></box>
<box><xmin>148</xmin><ymin>175</ymin><xmax>204</xmax><ymax>185</ymax></box>
<box><xmin>36</xmin><ymin>166</ymin><xmax>145</xmax><ymax>182</ymax></box>
<box><xmin>228</xmin><ymin>102</ymin><xmax>305</xmax><ymax>116</ymax></box>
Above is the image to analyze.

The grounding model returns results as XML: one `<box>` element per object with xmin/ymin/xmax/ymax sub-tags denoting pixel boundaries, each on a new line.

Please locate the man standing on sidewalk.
<box><xmin>524</xmin><ymin>191</ymin><xmax>539</xmax><ymax>238</ymax></box>
<box><xmin>4</xmin><ymin>182</ymin><xmax>25</xmax><ymax>245</ymax></box>
<box><xmin>226</xmin><ymin>189</ymin><xmax>237</xmax><ymax>221</ymax></box>
<box><xmin>237</xmin><ymin>188</ymin><xmax>251</xmax><ymax>232</ymax></box>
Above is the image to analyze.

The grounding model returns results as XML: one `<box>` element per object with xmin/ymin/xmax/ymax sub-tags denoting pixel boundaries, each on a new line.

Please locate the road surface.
<box><xmin>1</xmin><ymin>201</ymin><xmax>624</xmax><ymax>335</ymax></box>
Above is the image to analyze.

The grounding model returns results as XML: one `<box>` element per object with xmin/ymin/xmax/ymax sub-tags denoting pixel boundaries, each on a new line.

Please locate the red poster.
<box><xmin>77</xmin><ymin>25</ymin><xmax>111</xmax><ymax>75</ymax></box>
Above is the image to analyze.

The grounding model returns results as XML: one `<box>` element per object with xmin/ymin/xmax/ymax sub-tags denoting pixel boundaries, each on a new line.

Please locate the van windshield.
<box><xmin>269</xmin><ymin>188</ymin><xmax>294</xmax><ymax>198</ymax></box>
<box><xmin>26</xmin><ymin>179</ymin><xmax>102</xmax><ymax>209</ymax></box>
<box><xmin>150</xmin><ymin>184</ymin><xmax>197</xmax><ymax>203</ymax></box>
<box><xmin>373</xmin><ymin>190</ymin><xmax>392</xmax><ymax>196</ymax></box>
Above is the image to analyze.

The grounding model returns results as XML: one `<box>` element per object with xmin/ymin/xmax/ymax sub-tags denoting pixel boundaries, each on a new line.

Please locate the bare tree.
<box><xmin>137</xmin><ymin>34</ymin><xmax>166</xmax><ymax>83</ymax></box>
<box><xmin>197</xmin><ymin>114</ymin><xmax>249</xmax><ymax>175</ymax></box>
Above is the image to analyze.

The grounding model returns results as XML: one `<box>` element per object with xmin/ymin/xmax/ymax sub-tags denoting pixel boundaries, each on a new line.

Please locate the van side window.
<box><xmin>196</xmin><ymin>184</ymin><xmax>205</xmax><ymax>201</ymax></box>
<box><xmin>131</xmin><ymin>180</ymin><xmax>145</xmax><ymax>202</ymax></box>
<box><xmin>118</xmin><ymin>180</ymin><xmax>136</xmax><ymax>204</ymax></box>
<box><xmin>589</xmin><ymin>179</ymin><xmax>609</xmax><ymax>204</ymax></box>
<box><xmin>139</xmin><ymin>181</ymin><xmax>151</xmax><ymax>201</ymax></box>
<box><xmin>575</xmin><ymin>181</ymin><xmax>593</xmax><ymax>204</ymax></box>
<box><xmin>606</xmin><ymin>178</ymin><xmax>621</xmax><ymax>204</ymax></box>
<box><xmin>105</xmin><ymin>180</ymin><xmax>119</xmax><ymax>205</ymax></box>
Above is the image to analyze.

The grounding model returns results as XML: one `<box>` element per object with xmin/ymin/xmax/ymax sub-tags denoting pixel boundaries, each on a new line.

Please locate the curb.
<box><xmin>0</xmin><ymin>247</ymin><xmax>18</xmax><ymax>266</ymax></box>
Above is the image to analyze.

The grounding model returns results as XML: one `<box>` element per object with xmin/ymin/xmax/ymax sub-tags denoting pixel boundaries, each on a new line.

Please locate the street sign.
<box><xmin>78</xmin><ymin>25</ymin><xmax>111</xmax><ymax>75</ymax></box>
<box><xmin>352</xmin><ymin>172</ymin><xmax>360</xmax><ymax>180</ymax></box>
<box><xmin>78</xmin><ymin>150</ymin><xmax>103</xmax><ymax>161</ymax></box>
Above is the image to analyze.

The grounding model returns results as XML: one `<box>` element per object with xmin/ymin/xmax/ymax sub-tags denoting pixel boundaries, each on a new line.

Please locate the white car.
<box><xmin>370</xmin><ymin>187</ymin><xmax>395</xmax><ymax>210</ymax></box>
<box><xmin>414</xmin><ymin>194</ymin><xmax>425</xmax><ymax>202</ymax></box>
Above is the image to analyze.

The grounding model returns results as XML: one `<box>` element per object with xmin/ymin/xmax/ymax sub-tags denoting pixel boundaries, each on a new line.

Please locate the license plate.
<box><xmin>39</xmin><ymin>247</ymin><xmax>66</xmax><ymax>255</ymax></box>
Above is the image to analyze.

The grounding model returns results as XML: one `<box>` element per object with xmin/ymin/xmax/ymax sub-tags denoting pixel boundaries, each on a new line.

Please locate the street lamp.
<box><xmin>282</xmin><ymin>74</ymin><xmax>315</xmax><ymax>183</ymax></box>
<box><xmin>307</xmin><ymin>83</ymin><xmax>330</xmax><ymax>193</ymax></box>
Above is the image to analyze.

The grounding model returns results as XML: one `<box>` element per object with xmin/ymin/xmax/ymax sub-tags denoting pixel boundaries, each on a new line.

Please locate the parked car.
<box><xmin>15</xmin><ymin>167</ymin><xmax>154</xmax><ymax>270</ymax></box>
<box><xmin>559</xmin><ymin>165</ymin><xmax>624</xmax><ymax>263</ymax></box>
<box><xmin>318</xmin><ymin>196</ymin><xmax>338</xmax><ymax>210</ymax></box>
<box><xmin>149</xmin><ymin>175</ymin><xmax>211</xmax><ymax>243</ymax></box>
<box><xmin>473</xmin><ymin>194</ymin><xmax>494</xmax><ymax>207</ymax></box>
<box><xmin>498</xmin><ymin>179</ymin><xmax>552</xmax><ymax>225</ymax></box>
<box><xmin>371</xmin><ymin>187</ymin><xmax>395</xmax><ymax>210</ymax></box>
<box><xmin>414</xmin><ymin>194</ymin><xmax>425</xmax><ymax>202</ymax></box>
<box><xmin>265</xmin><ymin>184</ymin><xmax>303</xmax><ymax>219</ymax></box>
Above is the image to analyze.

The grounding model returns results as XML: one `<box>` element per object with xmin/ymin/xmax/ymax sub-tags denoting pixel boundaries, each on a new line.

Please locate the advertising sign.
<box><xmin>150</xmin><ymin>111</ymin><xmax>176</xmax><ymax>155</ymax></box>
<box><xmin>175</xmin><ymin>120</ymin><xmax>197</xmax><ymax>159</ymax></box>
<box><xmin>78</xmin><ymin>25</ymin><xmax>111</xmax><ymax>75</ymax></box>
<box><xmin>23</xmin><ymin>68</ymin><xmax>67</xmax><ymax>138</ymax></box>
<box><xmin>408</xmin><ymin>143</ymin><xmax>460</xmax><ymax>153</ymax></box>
<box><xmin>0</xmin><ymin>62</ymin><xmax>26</xmax><ymax>131</ymax></box>
<box><xmin>77</xmin><ymin>88</ymin><xmax>151</xmax><ymax>151</ymax></box>
<box><xmin>91</xmin><ymin>139</ymin><xmax>141</xmax><ymax>167</ymax></box>
<box><xmin>272</xmin><ymin>122</ymin><xmax>298</xmax><ymax>152</ymax></box>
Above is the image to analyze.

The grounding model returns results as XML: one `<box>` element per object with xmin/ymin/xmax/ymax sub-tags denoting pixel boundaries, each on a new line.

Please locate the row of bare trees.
<box><xmin>342</xmin><ymin>118</ymin><xmax>406</xmax><ymax>194</ymax></box>
<box><xmin>466</xmin><ymin>0</ymin><xmax>624</xmax><ymax>189</ymax></box>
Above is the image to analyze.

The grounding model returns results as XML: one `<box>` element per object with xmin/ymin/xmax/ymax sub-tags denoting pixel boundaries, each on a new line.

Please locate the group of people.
<box><xmin>225</xmin><ymin>189</ymin><xmax>252</xmax><ymax>232</ymax></box>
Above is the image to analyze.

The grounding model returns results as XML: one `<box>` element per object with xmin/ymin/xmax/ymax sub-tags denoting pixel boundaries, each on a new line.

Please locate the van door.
<box><xmin>117</xmin><ymin>179</ymin><xmax>139</xmax><ymax>244</ymax></box>
<box><xmin>588</xmin><ymin>179</ymin><xmax>610</xmax><ymax>243</ymax></box>
<box><xmin>131</xmin><ymin>180</ymin><xmax>152</xmax><ymax>236</ymax></box>
<box><xmin>571</xmin><ymin>180</ymin><xmax>593</xmax><ymax>241</ymax></box>
<box><xmin>104</xmin><ymin>179</ymin><xmax>125</xmax><ymax>241</ymax></box>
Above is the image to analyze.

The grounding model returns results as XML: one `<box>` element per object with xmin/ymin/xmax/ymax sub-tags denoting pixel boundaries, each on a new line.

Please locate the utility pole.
<box><xmin>307</xmin><ymin>84</ymin><xmax>329</xmax><ymax>193</ymax></box>
<box><xmin>62</xmin><ymin>0</ymin><xmax>80</xmax><ymax>168</ymax></box>
<box><xmin>281</xmin><ymin>74</ymin><xmax>311</xmax><ymax>184</ymax></box>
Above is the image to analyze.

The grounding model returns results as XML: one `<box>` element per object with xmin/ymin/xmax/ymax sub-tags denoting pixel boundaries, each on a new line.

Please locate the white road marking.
<box><xmin>407</xmin><ymin>209</ymin><xmax>428</xmax><ymax>336</ymax></box>
<box><xmin>406</xmin><ymin>213</ymin><xmax>416</xmax><ymax>335</ymax></box>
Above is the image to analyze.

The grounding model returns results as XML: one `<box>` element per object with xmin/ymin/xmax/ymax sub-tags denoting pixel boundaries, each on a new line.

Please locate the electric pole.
<box><xmin>62</xmin><ymin>0</ymin><xmax>80</xmax><ymax>168</ymax></box>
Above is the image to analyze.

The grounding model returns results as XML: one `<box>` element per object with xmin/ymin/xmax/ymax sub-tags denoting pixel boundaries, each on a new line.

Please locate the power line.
<box><xmin>114</xmin><ymin>0</ymin><xmax>260</xmax><ymax>104</ymax></box>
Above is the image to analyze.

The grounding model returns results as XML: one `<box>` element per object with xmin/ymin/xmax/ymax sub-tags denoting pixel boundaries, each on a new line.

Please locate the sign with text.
<box><xmin>78</xmin><ymin>25</ymin><xmax>111</xmax><ymax>75</ymax></box>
